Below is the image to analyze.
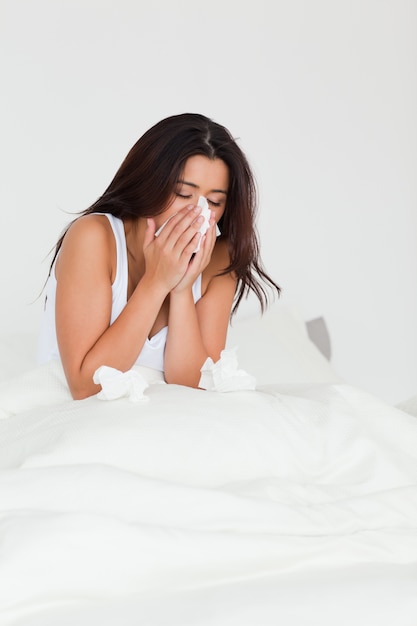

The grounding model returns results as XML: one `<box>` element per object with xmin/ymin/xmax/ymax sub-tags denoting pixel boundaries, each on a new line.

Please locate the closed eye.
<box><xmin>176</xmin><ymin>192</ymin><xmax>192</xmax><ymax>199</ymax></box>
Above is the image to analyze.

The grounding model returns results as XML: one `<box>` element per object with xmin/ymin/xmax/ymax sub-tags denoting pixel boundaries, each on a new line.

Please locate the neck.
<box><xmin>124</xmin><ymin>217</ymin><xmax>147</xmax><ymax>278</ymax></box>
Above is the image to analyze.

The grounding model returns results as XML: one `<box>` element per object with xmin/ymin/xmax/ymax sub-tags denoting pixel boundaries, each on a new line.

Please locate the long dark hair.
<box><xmin>50</xmin><ymin>113</ymin><xmax>280</xmax><ymax>314</ymax></box>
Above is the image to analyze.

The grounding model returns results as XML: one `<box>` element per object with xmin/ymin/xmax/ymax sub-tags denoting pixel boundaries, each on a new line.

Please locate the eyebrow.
<box><xmin>177</xmin><ymin>179</ymin><xmax>228</xmax><ymax>195</ymax></box>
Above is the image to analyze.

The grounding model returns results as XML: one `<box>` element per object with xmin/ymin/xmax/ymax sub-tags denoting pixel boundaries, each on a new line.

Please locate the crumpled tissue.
<box><xmin>198</xmin><ymin>347</ymin><xmax>257</xmax><ymax>392</ymax></box>
<box><xmin>193</xmin><ymin>196</ymin><xmax>220</xmax><ymax>253</ymax></box>
<box><xmin>93</xmin><ymin>365</ymin><xmax>149</xmax><ymax>402</ymax></box>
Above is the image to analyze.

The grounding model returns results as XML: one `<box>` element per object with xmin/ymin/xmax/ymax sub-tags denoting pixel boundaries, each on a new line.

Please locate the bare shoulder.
<box><xmin>63</xmin><ymin>213</ymin><xmax>114</xmax><ymax>245</ymax></box>
<box><xmin>57</xmin><ymin>214</ymin><xmax>117</xmax><ymax>279</ymax></box>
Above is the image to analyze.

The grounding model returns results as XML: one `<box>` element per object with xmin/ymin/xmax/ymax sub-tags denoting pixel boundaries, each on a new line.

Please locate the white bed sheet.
<box><xmin>9</xmin><ymin>564</ymin><xmax>417</xmax><ymax>626</ymax></box>
<box><xmin>0</xmin><ymin>361</ymin><xmax>417</xmax><ymax>625</ymax></box>
<box><xmin>0</xmin><ymin>306</ymin><xmax>416</xmax><ymax>625</ymax></box>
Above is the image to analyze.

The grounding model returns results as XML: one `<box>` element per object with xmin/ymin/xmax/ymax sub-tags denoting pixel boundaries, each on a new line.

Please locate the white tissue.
<box><xmin>194</xmin><ymin>196</ymin><xmax>222</xmax><ymax>252</ymax></box>
<box><xmin>193</xmin><ymin>196</ymin><xmax>211</xmax><ymax>252</ymax></box>
<box><xmin>154</xmin><ymin>195</ymin><xmax>221</xmax><ymax>253</ymax></box>
<box><xmin>198</xmin><ymin>347</ymin><xmax>257</xmax><ymax>392</ymax></box>
<box><xmin>93</xmin><ymin>366</ymin><xmax>149</xmax><ymax>402</ymax></box>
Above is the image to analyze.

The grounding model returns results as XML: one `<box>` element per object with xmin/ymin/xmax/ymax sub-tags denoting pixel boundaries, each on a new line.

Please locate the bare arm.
<box><xmin>164</xmin><ymin>234</ymin><xmax>237</xmax><ymax>387</ymax></box>
<box><xmin>55</xmin><ymin>210</ymin><xmax>203</xmax><ymax>399</ymax></box>
<box><xmin>55</xmin><ymin>217</ymin><xmax>166</xmax><ymax>399</ymax></box>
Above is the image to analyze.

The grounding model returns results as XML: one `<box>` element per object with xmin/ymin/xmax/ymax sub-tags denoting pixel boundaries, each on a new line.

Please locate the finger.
<box><xmin>163</xmin><ymin>206</ymin><xmax>202</xmax><ymax>242</ymax></box>
<box><xmin>202</xmin><ymin>220</ymin><xmax>217</xmax><ymax>252</ymax></box>
<box><xmin>171</xmin><ymin>216</ymin><xmax>206</xmax><ymax>256</ymax></box>
<box><xmin>179</xmin><ymin>232</ymin><xmax>202</xmax><ymax>260</ymax></box>
<box><xmin>144</xmin><ymin>218</ymin><xmax>156</xmax><ymax>248</ymax></box>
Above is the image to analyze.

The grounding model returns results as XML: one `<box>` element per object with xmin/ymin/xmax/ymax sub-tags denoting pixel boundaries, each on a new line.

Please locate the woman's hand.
<box><xmin>170</xmin><ymin>211</ymin><xmax>217</xmax><ymax>294</ymax></box>
<box><xmin>143</xmin><ymin>206</ymin><xmax>214</xmax><ymax>293</ymax></box>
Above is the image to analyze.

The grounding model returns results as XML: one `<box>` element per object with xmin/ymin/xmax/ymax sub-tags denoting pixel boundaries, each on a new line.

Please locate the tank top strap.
<box><xmin>192</xmin><ymin>272</ymin><xmax>202</xmax><ymax>303</ymax></box>
<box><xmin>99</xmin><ymin>213</ymin><xmax>128</xmax><ymax>323</ymax></box>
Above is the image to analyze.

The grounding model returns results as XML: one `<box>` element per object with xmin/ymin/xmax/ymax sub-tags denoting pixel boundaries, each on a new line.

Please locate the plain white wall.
<box><xmin>1</xmin><ymin>0</ymin><xmax>416</xmax><ymax>404</ymax></box>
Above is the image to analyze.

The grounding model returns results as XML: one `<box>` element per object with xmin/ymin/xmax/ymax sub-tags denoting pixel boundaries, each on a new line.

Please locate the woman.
<box><xmin>38</xmin><ymin>113</ymin><xmax>280</xmax><ymax>399</ymax></box>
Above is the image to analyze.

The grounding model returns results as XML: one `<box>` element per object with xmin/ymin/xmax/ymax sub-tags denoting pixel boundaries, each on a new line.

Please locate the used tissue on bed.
<box><xmin>93</xmin><ymin>366</ymin><xmax>149</xmax><ymax>402</ymax></box>
<box><xmin>199</xmin><ymin>347</ymin><xmax>257</xmax><ymax>392</ymax></box>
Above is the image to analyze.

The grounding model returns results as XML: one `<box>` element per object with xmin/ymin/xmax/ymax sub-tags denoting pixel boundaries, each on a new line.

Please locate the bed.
<box><xmin>1</xmin><ymin>303</ymin><xmax>416</xmax><ymax>626</ymax></box>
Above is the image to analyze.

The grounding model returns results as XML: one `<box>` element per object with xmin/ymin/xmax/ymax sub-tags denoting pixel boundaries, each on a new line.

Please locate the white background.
<box><xmin>1</xmin><ymin>0</ymin><xmax>416</xmax><ymax>404</ymax></box>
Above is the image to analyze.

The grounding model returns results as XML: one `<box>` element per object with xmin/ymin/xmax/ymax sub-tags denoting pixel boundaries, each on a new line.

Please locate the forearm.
<box><xmin>61</xmin><ymin>277</ymin><xmax>167</xmax><ymax>399</ymax></box>
<box><xmin>164</xmin><ymin>289</ymin><xmax>208</xmax><ymax>388</ymax></box>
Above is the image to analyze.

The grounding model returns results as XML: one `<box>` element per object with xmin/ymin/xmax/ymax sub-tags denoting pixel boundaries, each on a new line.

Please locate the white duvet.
<box><xmin>1</xmin><ymin>358</ymin><xmax>417</xmax><ymax>626</ymax></box>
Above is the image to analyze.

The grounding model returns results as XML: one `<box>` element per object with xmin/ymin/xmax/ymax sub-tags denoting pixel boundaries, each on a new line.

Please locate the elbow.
<box><xmin>63</xmin><ymin>362</ymin><xmax>101</xmax><ymax>400</ymax></box>
<box><xmin>164</xmin><ymin>355</ymin><xmax>208</xmax><ymax>389</ymax></box>
<box><xmin>67</xmin><ymin>375</ymin><xmax>99</xmax><ymax>400</ymax></box>
<box><xmin>164</xmin><ymin>370</ymin><xmax>201</xmax><ymax>389</ymax></box>
<box><xmin>70</xmin><ymin>385</ymin><xmax>96</xmax><ymax>400</ymax></box>
<box><xmin>71</xmin><ymin>388</ymin><xmax>95</xmax><ymax>401</ymax></box>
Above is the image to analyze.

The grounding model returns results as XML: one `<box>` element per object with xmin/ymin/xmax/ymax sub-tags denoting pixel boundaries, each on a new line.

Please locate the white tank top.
<box><xmin>37</xmin><ymin>213</ymin><xmax>202</xmax><ymax>371</ymax></box>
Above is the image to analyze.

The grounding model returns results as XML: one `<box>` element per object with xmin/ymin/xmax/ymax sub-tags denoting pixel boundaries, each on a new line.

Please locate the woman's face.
<box><xmin>156</xmin><ymin>155</ymin><xmax>229</xmax><ymax>230</ymax></box>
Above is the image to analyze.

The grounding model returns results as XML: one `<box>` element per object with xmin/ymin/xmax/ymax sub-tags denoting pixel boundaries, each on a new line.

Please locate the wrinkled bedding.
<box><xmin>1</xmin><ymin>360</ymin><xmax>417</xmax><ymax>625</ymax></box>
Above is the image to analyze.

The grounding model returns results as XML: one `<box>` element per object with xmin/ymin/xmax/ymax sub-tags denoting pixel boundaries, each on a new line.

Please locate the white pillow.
<box><xmin>226</xmin><ymin>303</ymin><xmax>343</xmax><ymax>385</ymax></box>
